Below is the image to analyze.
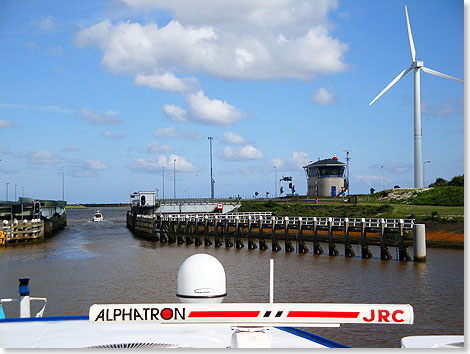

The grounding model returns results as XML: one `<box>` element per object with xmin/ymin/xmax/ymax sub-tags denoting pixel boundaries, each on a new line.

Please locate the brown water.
<box><xmin>0</xmin><ymin>207</ymin><xmax>464</xmax><ymax>348</ymax></box>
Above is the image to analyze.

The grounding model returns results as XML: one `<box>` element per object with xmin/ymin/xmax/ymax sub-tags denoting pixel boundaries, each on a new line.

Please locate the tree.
<box><xmin>448</xmin><ymin>175</ymin><xmax>464</xmax><ymax>187</ymax></box>
<box><xmin>429</xmin><ymin>177</ymin><xmax>448</xmax><ymax>187</ymax></box>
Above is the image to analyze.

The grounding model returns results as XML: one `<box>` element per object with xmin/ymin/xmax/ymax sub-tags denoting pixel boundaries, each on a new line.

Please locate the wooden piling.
<box><xmin>258</xmin><ymin>216</ymin><xmax>268</xmax><ymax>250</ymax></box>
<box><xmin>344</xmin><ymin>218</ymin><xmax>355</xmax><ymax>257</ymax></box>
<box><xmin>235</xmin><ymin>215</ymin><xmax>244</xmax><ymax>248</ymax></box>
<box><xmin>224</xmin><ymin>218</ymin><xmax>233</xmax><ymax>248</ymax></box>
<box><xmin>247</xmin><ymin>215</ymin><xmax>257</xmax><ymax>249</ymax></box>
<box><xmin>214</xmin><ymin>215</ymin><xmax>222</xmax><ymax>247</ymax></box>
<box><xmin>328</xmin><ymin>217</ymin><xmax>339</xmax><ymax>256</ymax></box>
<box><xmin>297</xmin><ymin>217</ymin><xmax>309</xmax><ymax>254</ymax></box>
<box><xmin>204</xmin><ymin>215</ymin><xmax>212</xmax><ymax>246</ymax></box>
<box><xmin>361</xmin><ymin>218</ymin><xmax>372</xmax><ymax>258</ymax></box>
<box><xmin>379</xmin><ymin>218</ymin><xmax>392</xmax><ymax>260</ymax></box>
<box><xmin>398</xmin><ymin>219</ymin><xmax>411</xmax><ymax>261</ymax></box>
<box><xmin>284</xmin><ymin>216</ymin><xmax>294</xmax><ymax>252</ymax></box>
<box><xmin>177</xmin><ymin>215</ymin><xmax>185</xmax><ymax>245</ymax></box>
<box><xmin>271</xmin><ymin>216</ymin><xmax>281</xmax><ymax>251</ymax></box>
<box><xmin>312</xmin><ymin>217</ymin><xmax>323</xmax><ymax>255</ymax></box>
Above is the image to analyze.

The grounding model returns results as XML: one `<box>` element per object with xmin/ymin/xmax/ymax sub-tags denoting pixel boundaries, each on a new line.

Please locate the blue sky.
<box><xmin>0</xmin><ymin>0</ymin><xmax>465</xmax><ymax>203</ymax></box>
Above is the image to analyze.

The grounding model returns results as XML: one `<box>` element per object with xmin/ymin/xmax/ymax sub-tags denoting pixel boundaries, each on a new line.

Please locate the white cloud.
<box><xmin>27</xmin><ymin>150</ymin><xmax>61</xmax><ymax>165</ymax></box>
<box><xmin>79</xmin><ymin>107</ymin><xmax>121</xmax><ymax>125</ymax></box>
<box><xmin>270</xmin><ymin>151</ymin><xmax>310</xmax><ymax>171</ymax></box>
<box><xmin>355</xmin><ymin>174</ymin><xmax>382</xmax><ymax>185</ymax></box>
<box><xmin>128</xmin><ymin>154</ymin><xmax>198</xmax><ymax>173</ymax></box>
<box><xmin>32</xmin><ymin>15</ymin><xmax>56</xmax><ymax>32</ymax></box>
<box><xmin>221</xmin><ymin>145</ymin><xmax>263</xmax><ymax>161</ymax></box>
<box><xmin>62</xmin><ymin>146</ymin><xmax>79</xmax><ymax>152</ymax></box>
<box><xmin>223</xmin><ymin>131</ymin><xmax>246</xmax><ymax>145</ymax></box>
<box><xmin>162</xmin><ymin>104</ymin><xmax>188</xmax><ymax>122</ymax></box>
<box><xmin>134</xmin><ymin>72</ymin><xmax>198</xmax><ymax>94</ymax></box>
<box><xmin>0</xmin><ymin>120</ymin><xmax>14</xmax><ymax>128</ymax></box>
<box><xmin>186</xmin><ymin>90</ymin><xmax>245</xmax><ymax>126</ymax></box>
<box><xmin>311</xmin><ymin>87</ymin><xmax>337</xmax><ymax>105</ymax></box>
<box><xmin>103</xmin><ymin>130</ymin><xmax>124</xmax><ymax>139</ymax></box>
<box><xmin>146</xmin><ymin>141</ymin><xmax>173</xmax><ymax>153</ymax></box>
<box><xmin>87</xmin><ymin>159</ymin><xmax>109</xmax><ymax>170</ymax></box>
<box><xmin>155</xmin><ymin>126</ymin><xmax>203</xmax><ymax>140</ymax></box>
<box><xmin>76</xmin><ymin>1</ymin><xmax>347</xmax><ymax>81</ymax></box>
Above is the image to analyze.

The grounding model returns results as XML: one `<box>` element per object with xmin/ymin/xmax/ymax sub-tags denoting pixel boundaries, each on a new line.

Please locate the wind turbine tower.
<box><xmin>369</xmin><ymin>5</ymin><xmax>463</xmax><ymax>188</ymax></box>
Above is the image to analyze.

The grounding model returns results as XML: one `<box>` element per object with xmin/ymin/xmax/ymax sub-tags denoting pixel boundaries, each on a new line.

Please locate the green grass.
<box><xmin>408</xmin><ymin>186</ymin><xmax>464</xmax><ymax>206</ymax></box>
<box><xmin>238</xmin><ymin>200</ymin><xmax>464</xmax><ymax>223</ymax></box>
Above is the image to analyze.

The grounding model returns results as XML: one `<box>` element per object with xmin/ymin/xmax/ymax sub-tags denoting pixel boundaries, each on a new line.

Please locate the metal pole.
<box><xmin>208</xmin><ymin>137</ymin><xmax>214</xmax><ymax>199</ymax></box>
<box><xmin>274</xmin><ymin>166</ymin><xmax>277</xmax><ymax>198</ymax></box>
<box><xmin>162</xmin><ymin>166</ymin><xmax>165</xmax><ymax>200</ymax></box>
<box><xmin>423</xmin><ymin>160</ymin><xmax>431</xmax><ymax>188</ymax></box>
<box><xmin>6</xmin><ymin>182</ymin><xmax>9</xmax><ymax>202</ymax></box>
<box><xmin>344</xmin><ymin>150</ymin><xmax>351</xmax><ymax>196</ymax></box>
<box><xmin>14</xmin><ymin>185</ymin><xmax>17</xmax><ymax>201</ymax></box>
<box><xmin>62</xmin><ymin>170</ymin><xmax>64</xmax><ymax>201</ymax></box>
<box><xmin>173</xmin><ymin>159</ymin><xmax>176</xmax><ymax>199</ymax></box>
<box><xmin>381</xmin><ymin>165</ymin><xmax>385</xmax><ymax>191</ymax></box>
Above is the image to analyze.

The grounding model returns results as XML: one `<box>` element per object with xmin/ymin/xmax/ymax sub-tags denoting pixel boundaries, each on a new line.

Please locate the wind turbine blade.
<box><xmin>405</xmin><ymin>5</ymin><xmax>416</xmax><ymax>62</ymax></box>
<box><xmin>369</xmin><ymin>66</ymin><xmax>412</xmax><ymax>105</ymax></box>
<box><xmin>421</xmin><ymin>66</ymin><xmax>464</xmax><ymax>83</ymax></box>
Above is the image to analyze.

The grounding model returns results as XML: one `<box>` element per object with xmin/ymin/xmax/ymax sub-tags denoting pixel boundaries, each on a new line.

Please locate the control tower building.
<box><xmin>303</xmin><ymin>156</ymin><xmax>348</xmax><ymax>198</ymax></box>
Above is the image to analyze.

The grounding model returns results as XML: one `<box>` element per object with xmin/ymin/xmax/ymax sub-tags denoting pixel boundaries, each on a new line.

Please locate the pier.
<box><xmin>126</xmin><ymin>212</ymin><xmax>416</xmax><ymax>261</ymax></box>
<box><xmin>0</xmin><ymin>197</ymin><xmax>67</xmax><ymax>246</ymax></box>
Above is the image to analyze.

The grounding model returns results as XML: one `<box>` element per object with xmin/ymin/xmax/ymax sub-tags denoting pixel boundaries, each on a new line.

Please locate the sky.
<box><xmin>0</xmin><ymin>0</ymin><xmax>465</xmax><ymax>203</ymax></box>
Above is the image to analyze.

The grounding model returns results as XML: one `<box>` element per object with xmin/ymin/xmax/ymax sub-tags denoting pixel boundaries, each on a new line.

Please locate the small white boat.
<box><xmin>92</xmin><ymin>211</ymin><xmax>104</xmax><ymax>222</ymax></box>
<box><xmin>0</xmin><ymin>254</ymin><xmax>423</xmax><ymax>348</ymax></box>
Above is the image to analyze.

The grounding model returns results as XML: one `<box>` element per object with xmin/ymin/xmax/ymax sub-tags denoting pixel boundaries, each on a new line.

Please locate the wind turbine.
<box><xmin>369</xmin><ymin>5</ymin><xmax>463</xmax><ymax>188</ymax></box>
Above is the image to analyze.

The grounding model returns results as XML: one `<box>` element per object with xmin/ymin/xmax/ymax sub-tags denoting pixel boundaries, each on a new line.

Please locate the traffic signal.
<box><xmin>34</xmin><ymin>202</ymin><xmax>41</xmax><ymax>214</ymax></box>
<box><xmin>140</xmin><ymin>195</ymin><xmax>146</xmax><ymax>205</ymax></box>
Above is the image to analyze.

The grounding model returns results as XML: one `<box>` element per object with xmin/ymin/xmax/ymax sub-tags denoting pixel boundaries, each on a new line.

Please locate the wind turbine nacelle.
<box><xmin>412</xmin><ymin>61</ymin><xmax>424</xmax><ymax>68</ymax></box>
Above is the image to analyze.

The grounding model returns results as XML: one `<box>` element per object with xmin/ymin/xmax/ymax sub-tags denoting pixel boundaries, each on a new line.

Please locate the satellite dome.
<box><xmin>176</xmin><ymin>253</ymin><xmax>226</xmax><ymax>303</ymax></box>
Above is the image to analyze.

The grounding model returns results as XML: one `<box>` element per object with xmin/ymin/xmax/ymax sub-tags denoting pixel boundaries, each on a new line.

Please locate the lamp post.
<box><xmin>208</xmin><ymin>137</ymin><xmax>214</xmax><ymax>199</ymax></box>
<box><xmin>381</xmin><ymin>165</ymin><xmax>385</xmax><ymax>191</ymax></box>
<box><xmin>14</xmin><ymin>184</ymin><xmax>17</xmax><ymax>201</ymax></box>
<box><xmin>55</xmin><ymin>169</ymin><xmax>64</xmax><ymax>201</ymax></box>
<box><xmin>173</xmin><ymin>159</ymin><xmax>176</xmax><ymax>200</ymax></box>
<box><xmin>6</xmin><ymin>182</ymin><xmax>9</xmax><ymax>202</ymax></box>
<box><xmin>274</xmin><ymin>166</ymin><xmax>277</xmax><ymax>198</ymax></box>
<box><xmin>344</xmin><ymin>150</ymin><xmax>351</xmax><ymax>196</ymax></box>
<box><xmin>162</xmin><ymin>166</ymin><xmax>165</xmax><ymax>200</ymax></box>
<box><xmin>423</xmin><ymin>161</ymin><xmax>431</xmax><ymax>187</ymax></box>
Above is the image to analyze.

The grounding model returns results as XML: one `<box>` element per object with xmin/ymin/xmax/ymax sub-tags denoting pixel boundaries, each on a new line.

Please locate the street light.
<box><xmin>55</xmin><ymin>169</ymin><xmax>64</xmax><ymax>201</ymax></box>
<box><xmin>274</xmin><ymin>166</ymin><xmax>277</xmax><ymax>198</ymax></box>
<box><xmin>162</xmin><ymin>166</ymin><xmax>165</xmax><ymax>200</ymax></box>
<box><xmin>6</xmin><ymin>182</ymin><xmax>9</xmax><ymax>202</ymax></box>
<box><xmin>208</xmin><ymin>137</ymin><xmax>214</xmax><ymax>199</ymax></box>
<box><xmin>173</xmin><ymin>159</ymin><xmax>176</xmax><ymax>199</ymax></box>
<box><xmin>423</xmin><ymin>161</ymin><xmax>431</xmax><ymax>187</ymax></box>
<box><xmin>381</xmin><ymin>165</ymin><xmax>385</xmax><ymax>191</ymax></box>
<box><xmin>14</xmin><ymin>184</ymin><xmax>17</xmax><ymax>201</ymax></box>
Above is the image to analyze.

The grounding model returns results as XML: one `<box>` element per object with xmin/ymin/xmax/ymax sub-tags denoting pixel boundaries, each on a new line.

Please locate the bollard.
<box><xmin>413</xmin><ymin>224</ymin><xmax>426</xmax><ymax>262</ymax></box>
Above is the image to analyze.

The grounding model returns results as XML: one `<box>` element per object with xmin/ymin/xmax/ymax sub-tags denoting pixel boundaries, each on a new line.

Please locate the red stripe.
<box><xmin>287</xmin><ymin>311</ymin><xmax>360</xmax><ymax>318</ymax></box>
<box><xmin>188</xmin><ymin>311</ymin><xmax>260</xmax><ymax>318</ymax></box>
